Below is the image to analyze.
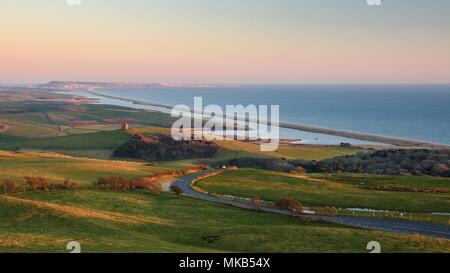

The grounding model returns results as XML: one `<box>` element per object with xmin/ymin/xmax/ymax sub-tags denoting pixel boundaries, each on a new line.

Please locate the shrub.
<box><xmin>170</xmin><ymin>185</ymin><xmax>184</xmax><ymax>195</ymax></box>
<box><xmin>95</xmin><ymin>176</ymin><xmax>161</xmax><ymax>194</ymax></box>
<box><xmin>0</xmin><ymin>177</ymin><xmax>71</xmax><ymax>194</ymax></box>
<box><xmin>251</xmin><ymin>196</ymin><xmax>263</xmax><ymax>212</ymax></box>
<box><xmin>202</xmin><ymin>157</ymin><xmax>296</xmax><ymax>173</ymax></box>
<box><xmin>113</xmin><ymin>133</ymin><xmax>219</xmax><ymax>161</ymax></box>
<box><xmin>23</xmin><ymin>176</ymin><xmax>50</xmax><ymax>192</ymax></box>
<box><xmin>275</xmin><ymin>196</ymin><xmax>303</xmax><ymax>216</ymax></box>
<box><xmin>1</xmin><ymin>181</ymin><xmax>18</xmax><ymax>194</ymax></box>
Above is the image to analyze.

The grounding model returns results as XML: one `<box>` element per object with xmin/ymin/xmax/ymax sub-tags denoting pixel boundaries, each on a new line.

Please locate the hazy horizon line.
<box><xmin>1</xmin><ymin>81</ymin><xmax>450</xmax><ymax>87</ymax></box>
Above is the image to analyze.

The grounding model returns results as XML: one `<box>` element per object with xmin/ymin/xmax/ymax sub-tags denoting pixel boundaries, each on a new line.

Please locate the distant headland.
<box><xmin>39</xmin><ymin>81</ymin><xmax>239</xmax><ymax>90</ymax></box>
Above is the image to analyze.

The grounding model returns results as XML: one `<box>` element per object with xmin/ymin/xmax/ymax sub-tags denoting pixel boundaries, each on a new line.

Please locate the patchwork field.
<box><xmin>1</xmin><ymin>124</ymin><xmax>359</xmax><ymax>163</ymax></box>
<box><xmin>0</xmin><ymin>95</ymin><xmax>361</xmax><ymax>163</ymax></box>
<box><xmin>0</xmin><ymin>100</ymin><xmax>174</xmax><ymax>140</ymax></box>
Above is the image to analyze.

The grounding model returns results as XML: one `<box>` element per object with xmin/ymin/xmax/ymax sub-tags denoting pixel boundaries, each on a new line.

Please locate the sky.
<box><xmin>0</xmin><ymin>0</ymin><xmax>449</xmax><ymax>84</ymax></box>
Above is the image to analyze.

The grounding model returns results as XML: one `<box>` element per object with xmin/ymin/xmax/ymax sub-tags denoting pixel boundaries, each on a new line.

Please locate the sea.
<box><xmin>71</xmin><ymin>84</ymin><xmax>450</xmax><ymax>145</ymax></box>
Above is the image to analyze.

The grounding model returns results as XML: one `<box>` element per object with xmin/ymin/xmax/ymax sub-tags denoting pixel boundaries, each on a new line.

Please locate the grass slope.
<box><xmin>310</xmin><ymin>173</ymin><xmax>450</xmax><ymax>190</ymax></box>
<box><xmin>0</xmin><ymin>119</ymin><xmax>59</xmax><ymax>137</ymax></box>
<box><xmin>210</xmin><ymin>139</ymin><xmax>359</xmax><ymax>161</ymax></box>
<box><xmin>1</xmin><ymin>190</ymin><xmax>448</xmax><ymax>253</ymax></box>
<box><xmin>0</xmin><ymin>130</ymin><xmax>133</xmax><ymax>151</ymax></box>
<box><xmin>0</xmin><ymin>102</ymin><xmax>175</xmax><ymax>142</ymax></box>
<box><xmin>0</xmin><ymin>150</ymin><xmax>448</xmax><ymax>253</ymax></box>
<box><xmin>277</xmin><ymin>145</ymin><xmax>358</xmax><ymax>160</ymax></box>
<box><xmin>0</xmin><ymin>150</ymin><xmax>195</xmax><ymax>185</ymax></box>
<box><xmin>195</xmin><ymin>169</ymin><xmax>450</xmax><ymax>213</ymax></box>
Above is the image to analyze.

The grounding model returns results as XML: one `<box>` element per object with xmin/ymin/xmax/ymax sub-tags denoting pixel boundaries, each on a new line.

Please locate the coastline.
<box><xmin>84</xmin><ymin>88</ymin><xmax>449</xmax><ymax>149</ymax></box>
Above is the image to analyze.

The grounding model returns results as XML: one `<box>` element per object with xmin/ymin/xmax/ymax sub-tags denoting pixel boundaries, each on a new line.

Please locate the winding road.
<box><xmin>165</xmin><ymin>170</ymin><xmax>450</xmax><ymax>240</ymax></box>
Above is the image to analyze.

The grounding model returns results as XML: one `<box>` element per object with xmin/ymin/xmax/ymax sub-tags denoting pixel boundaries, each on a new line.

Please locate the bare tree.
<box><xmin>251</xmin><ymin>196</ymin><xmax>263</xmax><ymax>212</ymax></box>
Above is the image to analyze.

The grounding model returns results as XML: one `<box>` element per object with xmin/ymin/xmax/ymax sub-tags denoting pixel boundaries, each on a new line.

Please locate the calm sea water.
<box><xmin>90</xmin><ymin>85</ymin><xmax>450</xmax><ymax>145</ymax></box>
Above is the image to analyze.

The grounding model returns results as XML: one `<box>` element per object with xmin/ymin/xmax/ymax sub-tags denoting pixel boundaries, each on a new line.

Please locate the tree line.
<box><xmin>1</xmin><ymin>177</ymin><xmax>84</xmax><ymax>194</ymax></box>
<box><xmin>113</xmin><ymin>133</ymin><xmax>219</xmax><ymax>161</ymax></box>
<box><xmin>296</xmin><ymin>149</ymin><xmax>450</xmax><ymax>176</ymax></box>
<box><xmin>203</xmin><ymin>149</ymin><xmax>450</xmax><ymax>177</ymax></box>
<box><xmin>94</xmin><ymin>176</ymin><xmax>161</xmax><ymax>195</ymax></box>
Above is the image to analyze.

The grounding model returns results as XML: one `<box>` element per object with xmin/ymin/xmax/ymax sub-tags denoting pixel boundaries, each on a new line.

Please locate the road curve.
<box><xmin>168</xmin><ymin>170</ymin><xmax>450</xmax><ymax>240</ymax></box>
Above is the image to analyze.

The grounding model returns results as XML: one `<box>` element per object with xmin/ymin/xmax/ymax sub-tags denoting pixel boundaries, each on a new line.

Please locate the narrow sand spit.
<box><xmin>85</xmin><ymin>89</ymin><xmax>449</xmax><ymax>149</ymax></box>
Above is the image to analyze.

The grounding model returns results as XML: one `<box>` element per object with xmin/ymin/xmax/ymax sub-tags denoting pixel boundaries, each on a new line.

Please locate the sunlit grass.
<box><xmin>1</xmin><ymin>190</ymin><xmax>448</xmax><ymax>253</ymax></box>
<box><xmin>195</xmin><ymin>169</ymin><xmax>450</xmax><ymax>213</ymax></box>
<box><xmin>0</xmin><ymin>150</ymin><xmax>195</xmax><ymax>185</ymax></box>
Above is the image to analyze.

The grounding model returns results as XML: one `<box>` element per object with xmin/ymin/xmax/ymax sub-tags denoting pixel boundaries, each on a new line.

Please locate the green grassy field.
<box><xmin>83</xmin><ymin>104</ymin><xmax>175</xmax><ymax>127</ymax></box>
<box><xmin>310</xmin><ymin>173</ymin><xmax>450</xmax><ymax>190</ymax></box>
<box><xmin>0</xmin><ymin>112</ymin><xmax>53</xmax><ymax>124</ymax></box>
<box><xmin>0</xmin><ymin>130</ymin><xmax>133</xmax><ymax>151</ymax></box>
<box><xmin>195</xmin><ymin>169</ymin><xmax>450</xmax><ymax>213</ymax></box>
<box><xmin>65</xmin><ymin>124</ymin><xmax>124</xmax><ymax>134</ymax></box>
<box><xmin>276</xmin><ymin>145</ymin><xmax>358</xmax><ymax>160</ymax></box>
<box><xmin>0</xmin><ymin>150</ymin><xmax>195</xmax><ymax>185</ymax></box>
<box><xmin>0</xmin><ymin>119</ymin><xmax>60</xmax><ymax>137</ymax></box>
<box><xmin>0</xmin><ymin>150</ymin><xmax>448</xmax><ymax>253</ymax></box>
<box><xmin>0</xmin><ymin>134</ymin><xmax>30</xmax><ymax>144</ymax></box>
<box><xmin>0</xmin><ymin>102</ymin><xmax>174</xmax><ymax>141</ymax></box>
<box><xmin>326</xmin><ymin>208</ymin><xmax>450</xmax><ymax>225</ymax></box>
<box><xmin>1</xmin><ymin>189</ymin><xmax>449</xmax><ymax>253</ymax></box>
<box><xmin>211</xmin><ymin>139</ymin><xmax>358</xmax><ymax>161</ymax></box>
<box><xmin>0</xmin><ymin>103</ymin><xmax>175</xmax><ymax>129</ymax></box>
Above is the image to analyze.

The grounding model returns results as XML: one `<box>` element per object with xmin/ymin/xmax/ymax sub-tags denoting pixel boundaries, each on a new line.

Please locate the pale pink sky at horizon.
<box><xmin>1</xmin><ymin>0</ymin><xmax>449</xmax><ymax>84</ymax></box>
